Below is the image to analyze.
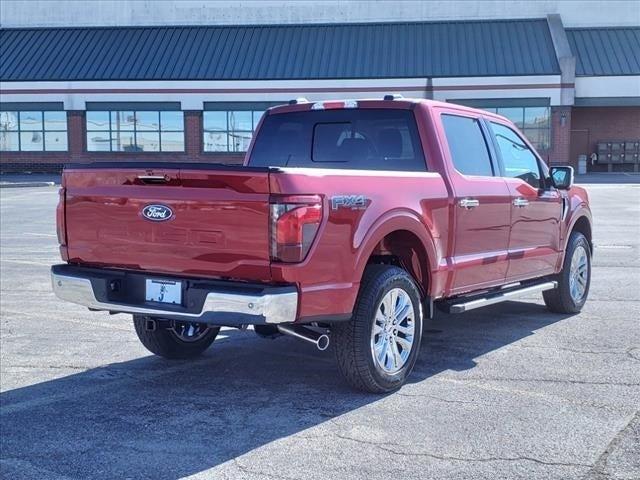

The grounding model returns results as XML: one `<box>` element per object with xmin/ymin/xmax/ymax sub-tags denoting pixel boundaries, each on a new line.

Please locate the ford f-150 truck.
<box><xmin>52</xmin><ymin>97</ymin><xmax>592</xmax><ymax>393</ymax></box>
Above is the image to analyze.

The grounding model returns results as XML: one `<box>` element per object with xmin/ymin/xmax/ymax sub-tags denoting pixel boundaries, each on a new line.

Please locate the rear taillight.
<box><xmin>270</xmin><ymin>195</ymin><xmax>323</xmax><ymax>263</ymax></box>
<box><xmin>56</xmin><ymin>187</ymin><xmax>66</xmax><ymax>245</ymax></box>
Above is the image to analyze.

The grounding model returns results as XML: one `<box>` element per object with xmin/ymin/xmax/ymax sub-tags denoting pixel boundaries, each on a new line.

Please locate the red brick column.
<box><xmin>68</xmin><ymin>110</ymin><xmax>85</xmax><ymax>162</ymax></box>
<box><xmin>547</xmin><ymin>106</ymin><xmax>572</xmax><ymax>166</ymax></box>
<box><xmin>184</xmin><ymin>111</ymin><xmax>202</xmax><ymax>157</ymax></box>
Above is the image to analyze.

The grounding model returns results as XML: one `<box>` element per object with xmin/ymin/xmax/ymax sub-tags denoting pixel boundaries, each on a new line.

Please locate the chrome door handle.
<box><xmin>458</xmin><ymin>198</ymin><xmax>480</xmax><ymax>209</ymax></box>
<box><xmin>513</xmin><ymin>198</ymin><xmax>530</xmax><ymax>208</ymax></box>
<box><xmin>137</xmin><ymin>175</ymin><xmax>169</xmax><ymax>184</ymax></box>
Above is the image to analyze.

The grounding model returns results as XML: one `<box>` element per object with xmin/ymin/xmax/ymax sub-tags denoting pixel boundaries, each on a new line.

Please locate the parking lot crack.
<box><xmin>233</xmin><ymin>458</ymin><xmax>302</xmax><ymax>480</ymax></box>
<box><xmin>516</xmin><ymin>344</ymin><xmax>633</xmax><ymax>356</ymax></box>
<box><xmin>627</xmin><ymin>347</ymin><xmax>640</xmax><ymax>362</ymax></box>
<box><xmin>447</xmin><ymin>376</ymin><xmax>639</xmax><ymax>387</ymax></box>
<box><xmin>395</xmin><ymin>392</ymin><xmax>489</xmax><ymax>405</ymax></box>
<box><xmin>334</xmin><ymin>433</ymin><xmax>591</xmax><ymax>467</ymax></box>
<box><xmin>5</xmin><ymin>363</ymin><xmax>87</xmax><ymax>371</ymax></box>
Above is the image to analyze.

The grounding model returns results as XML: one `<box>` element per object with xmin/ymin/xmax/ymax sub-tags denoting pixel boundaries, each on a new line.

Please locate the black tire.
<box><xmin>543</xmin><ymin>232</ymin><xmax>591</xmax><ymax>313</ymax></box>
<box><xmin>333</xmin><ymin>265</ymin><xmax>423</xmax><ymax>393</ymax></box>
<box><xmin>133</xmin><ymin>315</ymin><xmax>220</xmax><ymax>359</ymax></box>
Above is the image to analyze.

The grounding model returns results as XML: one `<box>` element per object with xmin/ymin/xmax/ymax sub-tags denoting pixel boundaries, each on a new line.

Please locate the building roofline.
<box><xmin>566</xmin><ymin>26</ymin><xmax>640</xmax><ymax>31</ymax></box>
<box><xmin>0</xmin><ymin>17</ymin><xmax>549</xmax><ymax>32</ymax></box>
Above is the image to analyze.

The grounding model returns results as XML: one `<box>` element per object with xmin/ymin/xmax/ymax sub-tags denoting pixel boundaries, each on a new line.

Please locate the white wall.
<box><xmin>575</xmin><ymin>76</ymin><xmax>640</xmax><ymax>98</ymax></box>
<box><xmin>0</xmin><ymin>76</ymin><xmax>566</xmax><ymax>110</ymax></box>
<box><xmin>1</xmin><ymin>0</ymin><xmax>638</xmax><ymax>28</ymax></box>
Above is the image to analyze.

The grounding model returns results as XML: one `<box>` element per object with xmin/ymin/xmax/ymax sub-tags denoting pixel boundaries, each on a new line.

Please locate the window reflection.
<box><xmin>86</xmin><ymin>110</ymin><xmax>184</xmax><ymax>152</ymax></box>
<box><xmin>0</xmin><ymin>110</ymin><xmax>67</xmax><ymax>151</ymax></box>
<box><xmin>203</xmin><ymin>109</ymin><xmax>264</xmax><ymax>152</ymax></box>
<box><xmin>476</xmin><ymin>105</ymin><xmax>551</xmax><ymax>151</ymax></box>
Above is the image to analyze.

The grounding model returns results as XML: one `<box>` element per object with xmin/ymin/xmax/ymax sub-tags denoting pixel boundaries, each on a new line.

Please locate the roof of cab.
<box><xmin>267</xmin><ymin>97</ymin><xmax>501</xmax><ymax>118</ymax></box>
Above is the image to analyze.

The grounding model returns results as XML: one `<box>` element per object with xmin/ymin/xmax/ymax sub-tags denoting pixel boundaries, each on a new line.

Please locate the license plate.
<box><xmin>145</xmin><ymin>279</ymin><xmax>182</xmax><ymax>304</ymax></box>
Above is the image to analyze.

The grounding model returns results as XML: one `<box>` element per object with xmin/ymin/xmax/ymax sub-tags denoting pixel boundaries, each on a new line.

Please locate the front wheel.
<box><xmin>543</xmin><ymin>232</ymin><xmax>591</xmax><ymax>313</ymax></box>
<box><xmin>333</xmin><ymin>265</ymin><xmax>423</xmax><ymax>393</ymax></box>
<box><xmin>133</xmin><ymin>316</ymin><xmax>220</xmax><ymax>359</ymax></box>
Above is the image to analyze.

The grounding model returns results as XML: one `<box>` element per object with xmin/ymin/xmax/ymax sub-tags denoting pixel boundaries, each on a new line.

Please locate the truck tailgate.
<box><xmin>63</xmin><ymin>165</ymin><xmax>272</xmax><ymax>281</ymax></box>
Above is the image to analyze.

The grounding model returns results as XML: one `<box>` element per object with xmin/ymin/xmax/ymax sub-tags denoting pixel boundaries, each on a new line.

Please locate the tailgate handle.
<box><xmin>137</xmin><ymin>175</ymin><xmax>169</xmax><ymax>184</ymax></box>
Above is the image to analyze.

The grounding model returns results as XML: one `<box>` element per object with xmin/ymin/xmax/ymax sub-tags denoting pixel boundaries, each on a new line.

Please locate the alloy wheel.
<box><xmin>171</xmin><ymin>321</ymin><xmax>211</xmax><ymax>343</ymax></box>
<box><xmin>370</xmin><ymin>288</ymin><xmax>416</xmax><ymax>374</ymax></box>
<box><xmin>569</xmin><ymin>245</ymin><xmax>589</xmax><ymax>303</ymax></box>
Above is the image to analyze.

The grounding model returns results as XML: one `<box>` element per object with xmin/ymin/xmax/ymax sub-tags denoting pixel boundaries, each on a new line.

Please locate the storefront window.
<box><xmin>203</xmin><ymin>106</ymin><xmax>272</xmax><ymax>153</ymax></box>
<box><xmin>86</xmin><ymin>111</ymin><xmax>184</xmax><ymax>152</ymax></box>
<box><xmin>0</xmin><ymin>110</ymin><xmax>68</xmax><ymax>151</ymax></box>
<box><xmin>484</xmin><ymin>106</ymin><xmax>551</xmax><ymax>151</ymax></box>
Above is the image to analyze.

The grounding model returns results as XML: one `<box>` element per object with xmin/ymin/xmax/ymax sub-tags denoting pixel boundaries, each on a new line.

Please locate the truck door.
<box><xmin>488</xmin><ymin>121</ymin><xmax>562</xmax><ymax>280</ymax></box>
<box><xmin>440</xmin><ymin>113</ymin><xmax>512</xmax><ymax>294</ymax></box>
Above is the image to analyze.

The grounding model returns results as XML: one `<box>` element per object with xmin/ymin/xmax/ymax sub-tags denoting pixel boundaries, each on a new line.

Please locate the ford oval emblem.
<box><xmin>141</xmin><ymin>204</ymin><xmax>173</xmax><ymax>222</ymax></box>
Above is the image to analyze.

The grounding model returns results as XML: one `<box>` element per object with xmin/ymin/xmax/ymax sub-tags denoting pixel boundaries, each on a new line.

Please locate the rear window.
<box><xmin>248</xmin><ymin>109</ymin><xmax>426</xmax><ymax>171</ymax></box>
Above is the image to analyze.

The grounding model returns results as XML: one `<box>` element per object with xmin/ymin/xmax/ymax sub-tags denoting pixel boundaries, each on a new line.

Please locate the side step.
<box><xmin>448</xmin><ymin>281</ymin><xmax>558</xmax><ymax>314</ymax></box>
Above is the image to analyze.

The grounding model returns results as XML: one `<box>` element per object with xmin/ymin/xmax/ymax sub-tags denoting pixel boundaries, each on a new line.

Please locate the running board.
<box><xmin>448</xmin><ymin>281</ymin><xmax>558</xmax><ymax>314</ymax></box>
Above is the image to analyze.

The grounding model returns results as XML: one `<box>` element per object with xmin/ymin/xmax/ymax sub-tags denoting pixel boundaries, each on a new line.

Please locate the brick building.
<box><xmin>1</xmin><ymin>1</ymin><xmax>638</xmax><ymax>173</ymax></box>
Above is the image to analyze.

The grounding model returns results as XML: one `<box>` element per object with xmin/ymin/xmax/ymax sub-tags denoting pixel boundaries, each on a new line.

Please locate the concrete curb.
<box><xmin>0</xmin><ymin>182</ymin><xmax>57</xmax><ymax>188</ymax></box>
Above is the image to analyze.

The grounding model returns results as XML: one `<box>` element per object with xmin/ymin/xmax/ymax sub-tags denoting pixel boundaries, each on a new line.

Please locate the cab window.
<box><xmin>491</xmin><ymin>122</ymin><xmax>542</xmax><ymax>188</ymax></box>
<box><xmin>249</xmin><ymin>109</ymin><xmax>426</xmax><ymax>171</ymax></box>
<box><xmin>441</xmin><ymin>114</ymin><xmax>494</xmax><ymax>177</ymax></box>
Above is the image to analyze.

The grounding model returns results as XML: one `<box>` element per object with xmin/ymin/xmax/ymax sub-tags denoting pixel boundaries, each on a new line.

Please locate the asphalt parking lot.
<box><xmin>1</xmin><ymin>181</ymin><xmax>639</xmax><ymax>480</ymax></box>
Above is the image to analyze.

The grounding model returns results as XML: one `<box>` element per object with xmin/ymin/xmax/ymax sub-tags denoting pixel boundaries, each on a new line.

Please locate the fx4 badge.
<box><xmin>331</xmin><ymin>195</ymin><xmax>368</xmax><ymax>210</ymax></box>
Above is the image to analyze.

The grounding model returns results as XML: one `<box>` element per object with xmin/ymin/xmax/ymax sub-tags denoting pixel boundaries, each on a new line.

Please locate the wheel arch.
<box><xmin>354</xmin><ymin>210</ymin><xmax>438</xmax><ymax>299</ymax></box>
<box><xmin>562</xmin><ymin>212</ymin><xmax>593</xmax><ymax>260</ymax></box>
<box><xmin>570</xmin><ymin>215</ymin><xmax>593</xmax><ymax>254</ymax></box>
<box><xmin>557</xmin><ymin>210</ymin><xmax>593</xmax><ymax>270</ymax></box>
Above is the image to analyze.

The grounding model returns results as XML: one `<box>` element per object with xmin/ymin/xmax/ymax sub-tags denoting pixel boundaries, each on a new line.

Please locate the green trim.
<box><xmin>574</xmin><ymin>97</ymin><xmax>640</xmax><ymax>107</ymax></box>
<box><xmin>204</xmin><ymin>101</ymin><xmax>282</xmax><ymax>111</ymax></box>
<box><xmin>448</xmin><ymin>98</ymin><xmax>551</xmax><ymax>108</ymax></box>
<box><xmin>0</xmin><ymin>102</ymin><xmax>64</xmax><ymax>111</ymax></box>
<box><xmin>85</xmin><ymin>102</ymin><xmax>181</xmax><ymax>111</ymax></box>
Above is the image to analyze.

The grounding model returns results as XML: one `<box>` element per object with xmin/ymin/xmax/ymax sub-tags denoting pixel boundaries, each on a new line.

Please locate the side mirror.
<box><xmin>549</xmin><ymin>166</ymin><xmax>574</xmax><ymax>190</ymax></box>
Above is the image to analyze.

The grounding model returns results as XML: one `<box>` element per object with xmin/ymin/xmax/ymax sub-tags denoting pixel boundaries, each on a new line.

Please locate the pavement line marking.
<box><xmin>0</xmin><ymin>347</ymin><xmax>241</xmax><ymax>415</ymax></box>
<box><xmin>22</xmin><ymin>233</ymin><xmax>57</xmax><ymax>237</ymax></box>
<box><xmin>0</xmin><ymin>259</ymin><xmax>53</xmax><ymax>266</ymax></box>
<box><xmin>584</xmin><ymin>411</ymin><xmax>640</xmax><ymax>479</ymax></box>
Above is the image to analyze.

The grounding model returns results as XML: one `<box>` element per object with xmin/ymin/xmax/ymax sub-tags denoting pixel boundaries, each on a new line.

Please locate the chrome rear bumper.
<box><xmin>51</xmin><ymin>265</ymin><xmax>298</xmax><ymax>325</ymax></box>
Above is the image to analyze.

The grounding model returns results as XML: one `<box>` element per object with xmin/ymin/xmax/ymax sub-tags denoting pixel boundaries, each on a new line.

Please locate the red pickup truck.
<box><xmin>52</xmin><ymin>98</ymin><xmax>592</xmax><ymax>393</ymax></box>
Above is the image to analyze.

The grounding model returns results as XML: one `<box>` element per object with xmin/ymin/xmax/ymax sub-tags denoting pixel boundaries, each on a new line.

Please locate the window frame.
<box><xmin>248</xmin><ymin>108</ymin><xmax>428</xmax><ymax>172</ymax></box>
<box><xmin>0</xmin><ymin>109</ymin><xmax>69</xmax><ymax>153</ymax></box>
<box><xmin>485</xmin><ymin>119</ymin><xmax>550</xmax><ymax>190</ymax></box>
<box><xmin>446</xmin><ymin>99</ymin><xmax>552</xmax><ymax>153</ymax></box>
<box><xmin>440</xmin><ymin>112</ymin><xmax>499</xmax><ymax>178</ymax></box>
<box><xmin>492</xmin><ymin>106</ymin><xmax>551</xmax><ymax>153</ymax></box>
<box><xmin>85</xmin><ymin>108</ymin><xmax>185</xmax><ymax>153</ymax></box>
<box><xmin>311</xmin><ymin>121</ymin><xmax>353</xmax><ymax>164</ymax></box>
<box><xmin>202</xmin><ymin>102</ymin><xmax>282</xmax><ymax>154</ymax></box>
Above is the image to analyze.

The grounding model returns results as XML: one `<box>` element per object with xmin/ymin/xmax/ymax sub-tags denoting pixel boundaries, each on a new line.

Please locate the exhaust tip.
<box><xmin>316</xmin><ymin>334</ymin><xmax>330</xmax><ymax>351</ymax></box>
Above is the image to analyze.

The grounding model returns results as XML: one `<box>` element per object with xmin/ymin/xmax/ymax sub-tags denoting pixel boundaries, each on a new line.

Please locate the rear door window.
<box><xmin>249</xmin><ymin>109</ymin><xmax>426</xmax><ymax>171</ymax></box>
<box><xmin>441</xmin><ymin>114</ymin><xmax>494</xmax><ymax>177</ymax></box>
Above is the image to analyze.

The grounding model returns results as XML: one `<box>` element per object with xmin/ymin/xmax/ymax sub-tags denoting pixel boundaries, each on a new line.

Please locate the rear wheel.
<box><xmin>543</xmin><ymin>232</ymin><xmax>591</xmax><ymax>313</ymax></box>
<box><xmin>333</xmin><ymin>265</ymin><xmax>423</xmax><ymax>393</ymax></box>
<box><xmin>133</xmin><ymin>316</ymin><xmax>220</xmax><ymax>359</ymax></box>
